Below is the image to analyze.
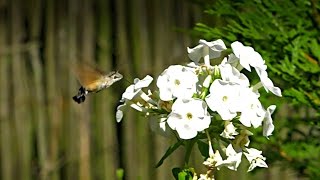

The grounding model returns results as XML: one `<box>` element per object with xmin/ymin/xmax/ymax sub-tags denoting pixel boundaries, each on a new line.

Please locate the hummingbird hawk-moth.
<box><xmin>72</xmin><ymin>62</ymin><xmax>123</xmax><ymax>104</ymax></box>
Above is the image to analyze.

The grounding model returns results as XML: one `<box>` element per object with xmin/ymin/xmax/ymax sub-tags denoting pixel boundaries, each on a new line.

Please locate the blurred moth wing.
<box><xmin>72</xmin><ymin>62</ymin><xmax>106</xmax><ymax>89</ymax></box>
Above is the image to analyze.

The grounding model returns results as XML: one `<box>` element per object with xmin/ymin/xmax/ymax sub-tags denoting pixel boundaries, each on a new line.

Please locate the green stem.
<box><xmin>200</xmin><ymin>87</ymin><xmax>209</xmax><ymax>99</ymax></box>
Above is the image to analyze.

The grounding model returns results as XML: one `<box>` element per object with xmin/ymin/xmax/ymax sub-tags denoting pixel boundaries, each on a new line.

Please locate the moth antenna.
<box><xmin>113</xmin><ymin>70</ymin><xmax>131</xmax><ymax>85</ymax></box>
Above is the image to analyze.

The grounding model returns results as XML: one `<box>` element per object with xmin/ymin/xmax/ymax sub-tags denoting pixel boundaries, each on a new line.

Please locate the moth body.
<box><xmin>72</xmin><ymin>63</ymin><xmax>123</xmax><ymax>104</ymax></box>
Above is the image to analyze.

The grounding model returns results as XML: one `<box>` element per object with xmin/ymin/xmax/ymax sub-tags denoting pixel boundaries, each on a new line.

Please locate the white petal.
<box><xmin>176</xmin><ymin>124</ymin><xmax>198</xmax><ymax>139</ymax></box>
<box><xmin>158</xmin><ymin>88</ymin><xmax>174</xmax><ymax>101</ymax></box>
<box><xmin>255</xmin><ymin>68</ymin><xmax>282</xmax><ymax>97</ymax></box>
<box><xmin>187</xmin><ymin>39</ymin><xmax>227</xmax><ymax>63</ymax></box>
<box><xmin>156</xmin><ymin>65</ymin><xmax>198</xmax><ymax>101</ymax></box>
<box><xmin>134</xmin><ymin>75</ymin><xmax>153</xmax><ymax>89</ymax></box>
<box><xmin>263</xmin><ymin>105</ymin><xmax>276</xmax><ymax>137</ymax></box>
<box><xmin>206</xmin><ymin>80</ymin><xmax>240</xmax><ymax>120</ymax></box>
<box><xmin>220</xmin><ymin>121</ymin><xmax>239</xmax><ymax>139</ymax></box>
<box><xmin>121</xmin><ymin>85</ymin><xmax>137</xmax><ymax>100</ymax></box>
<box><xmin>217</xmin><ymin>144</ymin><xmax>242</xmax><ymax>171</ymax></box>
<box><xmin>199</xmin><ymin>39</ymin><xmax>227</xmax><ymax>58</ymax></box>
<box><xmin>187</xmin><ymin>44</ymin><xmax>204</xmax><ymax>63</ymax></box>
<box><xmin>167</xmin><ymin>98</ymin><xmax>211</xmax><ymax>139</ymax></box>
<box><xmin>256</xmin><ymin>158</ymin><xmax>268</xmax><ymax>168</ymax></box>
<box><xmin>116</xmin><ymin>104</ymin><xmax>127</xmax><ymax>122</ymax></box>
<box><xmin>231</xmin><ymin>41</ymin><xmax>251</xmax><ymax>71</ymax></box>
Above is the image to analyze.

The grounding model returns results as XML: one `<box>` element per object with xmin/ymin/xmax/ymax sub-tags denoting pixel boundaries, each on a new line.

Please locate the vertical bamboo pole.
<box><xmin>43</xmin><ymin>0</ymin><xmax>62</xmax><ymax>178</ymax></box>
<box><xmin>27</xmin><ymin>0</ymin><xmax>51</xmax><ymax>179</ymax></box>
<box><xmin>151</xmin><ymin>0</ymin><xmax>177</xmax><ymax>179</ymax></box>
<box><xmin>54</xmin><ymin>0</ymin><xmax>75</xmax><ymax>178</ymax></box>
<box><xmin>78</xmin><ymin>0</ymin><xmax>93</xmax><ymax>179</ymax></box>
<box><xmin>30</xmin><ymin>44</ymin><xmax>49</xmax><ymax>180</ymax></box>
<box><xmin>96</xmin><ymin>0</ymin><xmax>120</xmax><ymax>178</ymax></box>
<box><xmin>115</xmin><ymin>0</ymin><xmax>133</xmax><ymax>78</ymax></box>
<box><xmin>10</xmin><ymin>0</ymin><xmax>32</xmax><ymax>179</ymax></box>
<box><xmin>128</xmin><ymin>0</ymin><xmax>152</xmax><ymax>75</ymax></box>
<box><xmin>115</xmin><ymin>0</ymin><xmax>139</xmax><ymax>178</ymax></box>
<box><xmin>67</xmin><ymin>0</ymin><xmax>80</xmax><ymax>178</ymax></box>
<box><xmin>127</xmin><ymin>0</ymin><xmax>153</xmax><ymax>179</ymax></box>
<box><xmin>0</xmin><ymin>1</ymin><xmax>12</xmax><ymax>179</ymax></box>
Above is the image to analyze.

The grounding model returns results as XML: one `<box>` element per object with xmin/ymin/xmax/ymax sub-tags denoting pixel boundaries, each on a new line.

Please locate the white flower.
<box><xmin>231</xmin><ymin>41</ymin><xmax>266</xmax><ymax>72</ymax></box>
<box><xmin>187</xmin><ymin>39</ymin><xmax>227</xmax><ymax>65</ymax></box>
<box><xmin>255</xmin><ymin>68</ymin><xmax>282</xmax><ymax>97</ymax></box>
<box><xmin>263</xmin><ymin>105</ymin><xmax>276</xmax><ymax>138</ymax></box>
<box><xmin>203</xmin><ymin>150</ymin><xmax>224</xmax><ymax>170</ymax></box>
<box><xmin>230</xmin><ymin>41</ymin><xmax>281</xmax><ymax>97</ymax></box>
<box><xmin>219</xmin><ymin>61</ymin><xmax>249</xmax><ymax>87</ymax></box>
<box><xmin>167</xmin><ymin>98</ymin><xmax>211</xmax><ymax>139</ymax></box>
<box><xmin>116</xmin><ymin>75</ymin><xmax>154</xmax><ymax>122</ymax></box>
<box><xmin>216</xmin><ymin>144</ymin><xmax>242</xmax><ymax>171</ymax></box>
<box><xmin>157</xmin><ymin>65</ymin><xmax>198</xmax><ymax>101</ymax></box>
<box><xmin>115</xmin><ymin>104</ymin><xmax>126</xmax><ymax>122</ymax></box>
<box><xmin>237</xmin><ymin>87</ymin><xmax>265</xmax><ymax>128</ymax></box>
<box><xmin>244</xmin><ymin>148</ymin><xmax>268</xmax><ymax>172</ymax></box>
<box><xmin>203</xmin><ymin>141</ymin><xmax>223</xmax><ymax>170</ymax></box>
<box><xmin>220</xmin><ymin>121</ymin><xmax>239</xmax><ymax>139</ymax></box>
<box><xmin>205</xmin><ymin>79</ymin><xmax>240</xmax><ymax>120</ymax></box>
<box><xmin>120</xmin><ymin>75</ymin><xmax>153</xmax><ymax>101</ymax></box>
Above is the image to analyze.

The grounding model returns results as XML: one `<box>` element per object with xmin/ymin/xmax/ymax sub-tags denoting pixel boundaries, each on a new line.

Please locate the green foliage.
<box><xmin>155</xmin><ymin>138</ymin><xmax>203</xmax><ymax>179</ymax></box>
<box><xmin>191</xmin><ymin>0</ymin><xmax>320</xmax><ymax>178</ymax></box>
<box><xmin>155</xmin><ymin>140</ymin><xmax>184</xmax><ymax>168</ymax></box>
<box><xmin>172</xmin><ymin>167</ymin><xmax>195</xmax><ymax>180</ymax></box>
<box><xmin>155</xmin><ymin>139</ymin><xmax>198</xmax><ymax>179</ymax></box>
<box><xmin>197</xmin><ymin>140</ymin><xmax>209</xmax><ymax>158</ymax></box>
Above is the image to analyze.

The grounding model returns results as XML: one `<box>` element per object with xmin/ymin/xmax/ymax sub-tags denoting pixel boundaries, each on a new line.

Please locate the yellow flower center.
<box><xmin>222</xmin><ymin>96</ymin><xmax>228</xmax><ymax>102</ymax></box>
<box><xmin>174</xmin><ymin>79</ymin><xmax>180</xmax><ymax>86</ymax></box>
<box><xmin>186</xmin><ymin>112</ymin><xmax>193</xmax><ymax>120</ymax></box>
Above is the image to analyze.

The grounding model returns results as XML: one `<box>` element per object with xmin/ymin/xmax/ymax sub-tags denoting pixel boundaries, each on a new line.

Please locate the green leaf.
<box><xmin>184</xmin><ymin>139</ymin><xmax>197</xmax><ymax>165</ymax></box>
<box><xmin>155</xmin><ymin>140</ymin><xmax>183</xmax><ymax>168</ymax></box>
<box><xmin>283</xmin><ymin>88</ymin><xmax>309</xmax><ymax>105</ymax></box>
<box><xmin>197</xmin><ymin>140</ymin><xmax>209</xmax><ymax>158</ymax></box>
<box><xmin>172</xmin><ymin>167</ymin><xmax>194</xmax><ymax>180</ymax></box>
<box><xmin>172</xmin><ymin>168</ymin><xmax>182</xmax><ymax>180</ymax></box>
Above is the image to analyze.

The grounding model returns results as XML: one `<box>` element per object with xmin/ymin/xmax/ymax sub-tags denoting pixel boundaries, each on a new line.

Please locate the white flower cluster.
<box><xmin>116</xmin><ymin>39</ymin><xmax>281</xmax><ymax>175</ymax></box>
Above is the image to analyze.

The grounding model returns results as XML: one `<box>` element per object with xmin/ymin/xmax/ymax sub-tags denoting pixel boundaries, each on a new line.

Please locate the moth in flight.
<box><xmin>72</xmin><ymin>62</ymin><xmax>123</xmax><ymax>103</ymax></box>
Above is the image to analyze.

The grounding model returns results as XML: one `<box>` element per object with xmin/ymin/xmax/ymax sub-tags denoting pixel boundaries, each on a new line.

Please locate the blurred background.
<box><xmin>0</xmin><ymin>0</ymin><xmax>319</xmax><ymax>179</ymax></box>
